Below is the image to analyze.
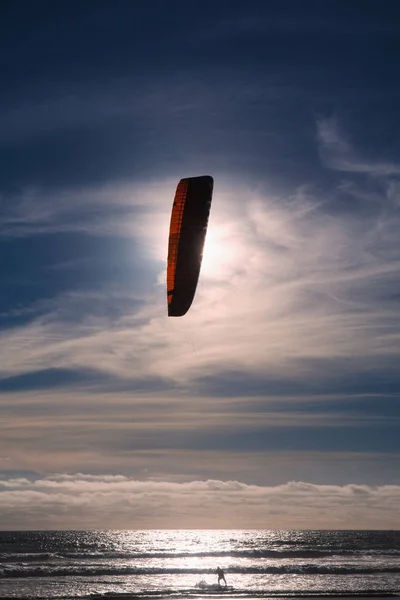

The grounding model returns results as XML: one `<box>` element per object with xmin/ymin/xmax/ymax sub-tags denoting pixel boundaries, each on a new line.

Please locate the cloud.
<box><xmin>1</xmin><ymin>381</ymin><xmax>399</xmax><ymax>490</ymax></box>
<box><xmin>0</xmin><ymin>178</ymin><xmax>171</xmax><ymax>239</ymax></box>
<box><xmin>1</xmin><ymin>171</ymin><xmax>400</xmax><ymax>390</ymax></box>
<box><xmin>1</xmin><ymin>1</ymin><xmax>400</xmax><ymax>513</ymax></box>
<box><xmin>317</xmin><ymin>117</ymin><xmax>400</xmax><ymax>176</ymax></box>
<box><xmin>0</xmin><ymin>76</ymin><xmax>215</xmax><ymax>148</ymax></box>
<box><xmin>0</xmin><ymin>473</ymin><xmax>399</xmax><ymax>529</ymax></box>
<box><xmin>1</xmin><ymin>120</ymin><xmax>400</xmax><ymax>494</ymax></box>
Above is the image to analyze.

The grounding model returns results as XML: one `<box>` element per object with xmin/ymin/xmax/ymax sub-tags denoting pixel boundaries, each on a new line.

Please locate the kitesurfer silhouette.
<box><xmin>217</xmin><ymin>566</ymin><xmax>227</xmax><ymax>586</ymax></box>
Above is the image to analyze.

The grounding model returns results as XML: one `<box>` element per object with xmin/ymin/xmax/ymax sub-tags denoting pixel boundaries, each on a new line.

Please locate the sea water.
<box><xmin>1</xmin><ymin>530</ymin><xmax>399</xmax><ymax>599</ymax></box>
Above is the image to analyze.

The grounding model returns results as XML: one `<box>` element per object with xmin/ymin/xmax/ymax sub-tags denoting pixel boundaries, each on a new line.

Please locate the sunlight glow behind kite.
<box><xmin>201</xmin><ymin>222</ymin><xmax>243</xmax><ymax>281</ymax></box>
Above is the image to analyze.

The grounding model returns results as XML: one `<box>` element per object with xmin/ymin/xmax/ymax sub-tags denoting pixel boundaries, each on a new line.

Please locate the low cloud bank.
<box><xmin>1</xmin><ymin>473</ymin><xmax>399</xmax><ymax>530</ymax></box>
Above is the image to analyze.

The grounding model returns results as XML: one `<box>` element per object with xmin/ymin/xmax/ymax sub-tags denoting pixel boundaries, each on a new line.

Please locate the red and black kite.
<box><xmin>167</xmin><ymin>175</ymin><xmax>214</xmax><ymax>316</ymax></box>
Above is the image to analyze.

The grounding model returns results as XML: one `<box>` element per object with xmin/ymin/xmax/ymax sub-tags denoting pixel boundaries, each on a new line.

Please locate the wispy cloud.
<box><xmin>1</xmin><ymin>119</ymin><xmax>400</xmax><ymax>501</ymax></box>
<box><xmin>0</xmin><ymin>77</ymin><xmax>216</xmax><ymax>148</ymax></box>
<box><xmin>0</xmin><ymin>179</ymin><xmax>171</xmax><ymax>238</ymax></box>
<box><xmin>1</xmin><ymin>170</ymin><xmax>400</xmax><ymax>386</ymax></box>
<box><xmin>317</xmin><ymin>117</ymin><xmax>400</xmax><ymax>176</ymax></box>
<box><xmin>2</xmin><ymin>0</ymin><xmax>400</xmax><ymax>530</ymax></box>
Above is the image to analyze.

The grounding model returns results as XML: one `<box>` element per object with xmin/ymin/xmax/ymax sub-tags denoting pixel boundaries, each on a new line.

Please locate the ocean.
<box><xmin>0</xmin><ymin>530</ymin><xmax>399</xmax><ymax>599</ymax></box>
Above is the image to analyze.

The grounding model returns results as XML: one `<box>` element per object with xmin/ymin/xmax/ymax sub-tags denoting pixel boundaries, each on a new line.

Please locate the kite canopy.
<box><xmin>167</xmin><ymin>175</ymin><xmax>214</xmax><ymax>317</ymax></box>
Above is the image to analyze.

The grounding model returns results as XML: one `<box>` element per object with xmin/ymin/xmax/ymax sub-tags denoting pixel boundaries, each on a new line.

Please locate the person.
<box><xmin>217</xmin><ymin>566</ymin><xmax>227</xmax><ymax>586</ymax></box>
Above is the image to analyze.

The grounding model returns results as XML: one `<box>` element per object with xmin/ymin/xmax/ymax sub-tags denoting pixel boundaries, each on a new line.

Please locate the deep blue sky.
<box><xmin>1</xmin><ymin>0</ymin><xmax>400</xmax><ymax>529</ymax></box>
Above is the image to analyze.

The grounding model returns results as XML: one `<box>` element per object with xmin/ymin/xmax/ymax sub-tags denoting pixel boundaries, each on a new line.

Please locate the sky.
<box><xmin>1</xmin><ymin>0</ymin><xmax>400</xmax><ymax>530</ymax></box>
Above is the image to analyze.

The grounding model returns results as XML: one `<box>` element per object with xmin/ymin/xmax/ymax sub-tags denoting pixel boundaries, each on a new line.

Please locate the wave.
<box><xmin>2</xmin><ymin>563</ymin><xmax>400</xmax><ymax>579</ymax></box>
<box><xmin>61</xmin><ymin>588</ymin><xmax>400</xmax><ymax>600</ymax></box>
<box><xmin>2</xmin><ymin>548</ymin><xmax>399</xmax><ymax>562</ymax></box>
<box><xmin>0</xmin><ymin>552</ymin><xmax>59</xmax><ymax>563</ymax></box>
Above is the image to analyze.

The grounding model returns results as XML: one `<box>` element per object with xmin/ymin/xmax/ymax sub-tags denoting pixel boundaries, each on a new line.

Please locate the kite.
<box><xmin>167</xmin><ymin>175</ymin><xmax>214</xmax><ymax>316</ymax></box>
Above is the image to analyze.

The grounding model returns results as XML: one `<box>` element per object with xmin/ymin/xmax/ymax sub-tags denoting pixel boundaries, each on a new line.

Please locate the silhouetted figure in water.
<box><xmin>217</xmin><ymin>566</ymin><xmax>227</xmax><ymax>587</ymax></box>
